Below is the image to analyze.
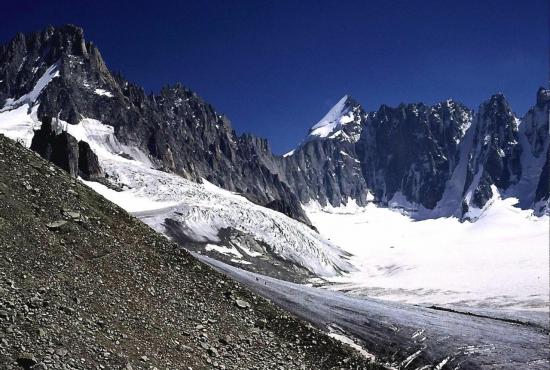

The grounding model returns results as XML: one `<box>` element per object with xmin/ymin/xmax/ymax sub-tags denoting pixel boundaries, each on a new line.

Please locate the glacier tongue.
<box><xmin>82</xmin><ymin>166</ymin><xmax>353</xmax><ymax>277</ymax></box>
<box><xmin>54</xmin><ymin>116</ymin><xmax>353</xmax><ymax>277</ymax></box>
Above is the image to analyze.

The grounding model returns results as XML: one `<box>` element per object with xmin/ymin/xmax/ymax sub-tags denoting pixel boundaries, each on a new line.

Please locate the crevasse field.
<box><xmin>306</xmin><ymin>199</ymin><xmax>549</xmax><ymax>311</ymax></box>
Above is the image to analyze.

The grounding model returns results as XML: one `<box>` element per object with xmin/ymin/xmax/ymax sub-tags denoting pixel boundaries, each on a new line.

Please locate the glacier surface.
<box><xmin>305</xmin><ymin>196</ymin><xmax>549</xmax><ymax>311</ymax></box>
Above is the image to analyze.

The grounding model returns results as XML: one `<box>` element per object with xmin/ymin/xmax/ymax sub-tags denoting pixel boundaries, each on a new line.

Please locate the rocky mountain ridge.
<box><xmin>0</xmin><ymin>24</ymin><xmax>311</xmax><ymax>225</ymax></box>
<box><xmin>1</xmin><ymin>24</ymin><xmax>548</xmax><ymax>222</ymax></box>
<box><xmin>282</xmin><ymin>91</ymin><xmax>548</xmax><ymax>219</ymax></box>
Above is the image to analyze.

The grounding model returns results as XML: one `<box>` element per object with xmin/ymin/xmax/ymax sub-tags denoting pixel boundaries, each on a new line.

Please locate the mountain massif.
<box><xmin>0</xmin><ymin>25</ymin><xmax>548</xmax><ymax>224</ymax></box>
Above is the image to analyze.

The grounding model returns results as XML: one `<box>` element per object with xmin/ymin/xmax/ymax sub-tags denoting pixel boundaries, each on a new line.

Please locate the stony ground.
<box><xmin>0</xmin><ymin>134</ymin><xmax>382</xmax><ymax>370</ymax></box>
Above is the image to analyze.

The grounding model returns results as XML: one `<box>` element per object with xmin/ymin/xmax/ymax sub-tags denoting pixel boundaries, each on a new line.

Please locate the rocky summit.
<box><xmin>0</xmin><ymin>134</ymin><xmax>379</xmax><ymax>369</ymax></box>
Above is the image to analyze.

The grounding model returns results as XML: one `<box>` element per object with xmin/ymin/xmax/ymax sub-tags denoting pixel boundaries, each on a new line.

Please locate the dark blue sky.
<box><xmin>2</xmin><ymin>1</ymin><xmax>548</xmax><ymax>154</ymax></box>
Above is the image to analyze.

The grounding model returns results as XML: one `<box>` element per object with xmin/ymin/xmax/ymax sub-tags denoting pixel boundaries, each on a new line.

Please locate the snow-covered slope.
<box><xmin>0</xmin><ymin>104</ymin><xmax>41</xmax><ymax>147</ymax></box>
<box><xmin>306</xmin><ymin>195</ymin><xmax>549</xmax><ymax>311</ymax></box>
<box><xmin>308</xmin><ymin>95</ymin><xmax>358</xmax><ymax>139</ymax></box>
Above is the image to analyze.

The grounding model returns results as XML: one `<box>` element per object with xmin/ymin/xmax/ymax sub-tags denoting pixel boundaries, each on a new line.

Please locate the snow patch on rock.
<box><xmin>1</xmin><ymin>64</ymin><xmax>60</xmax><ymax>112</ymax></box>
<box><xmin>308</xmin><ymin>95</ymin><xmax>355</xmax><ymax>139</ymax></box>
<box><xmin>94</xmin><ymin>88</ymin><xmax>114</xmax><ymax>97</ymax></box>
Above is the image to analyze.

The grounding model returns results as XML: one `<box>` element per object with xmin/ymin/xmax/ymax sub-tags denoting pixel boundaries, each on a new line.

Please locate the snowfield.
<box><xmin>305</xmin><ymin>198</ymin><xmax>549</xmax><ymax>311</ymax></box>
<box><xmin>308</xmin><ymin>94</ymin><xmax>356</xmax><ymax>138</ymax></box>
<box><xmin>0</xmin><ymin>104</ymin><xmax>41</xmax><ymax>147</ymax></box>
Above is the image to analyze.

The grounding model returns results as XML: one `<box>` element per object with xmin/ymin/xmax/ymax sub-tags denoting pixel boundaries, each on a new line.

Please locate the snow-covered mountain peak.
<box><xmin>308</xmin><ymin>95</ymin><xmax>361</xmax><ymax>139</ymax></box>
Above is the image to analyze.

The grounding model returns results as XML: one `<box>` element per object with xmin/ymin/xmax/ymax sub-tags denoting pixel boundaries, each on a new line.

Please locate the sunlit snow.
<box><xmin>1</xmin><ymin>64</ymin><xmax>60</xmax><ymax>112</ymax></box>
<box><xmin>205</xmin><ymin>243</ymin><xmax>244</xmax><ymax>258</ymax></box>
<box><xmin>306</xmin><ymin>198</ymin><xmax>549</xmax><ymax>311</ymax></box>
<box><xmin>0</xmin><ymin>104</ymin><xmax>41</xmax><ymax>147</ymax></box>
<box><xmin>308</xmin><ymin>95</ymin><xmax>355</xmax><ymax>138</ymax></box>
<box><xmin>94</xmin><ymin>88</ymin><xmax>114</xmax><ymax>98</ymax></box>
<box><xmin>52</xmin><ymin>117</ymin><xmax>352</xmax><ymax>276</ymax></box>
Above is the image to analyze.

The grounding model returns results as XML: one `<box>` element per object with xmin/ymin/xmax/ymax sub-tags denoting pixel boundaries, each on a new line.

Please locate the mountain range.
<box><xmin>1</xmin><ymin>24</ymin><xmax>548</xmax><ymax>226</ymax></box>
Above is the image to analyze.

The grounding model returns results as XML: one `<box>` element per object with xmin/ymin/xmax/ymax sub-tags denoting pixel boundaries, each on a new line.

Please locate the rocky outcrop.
<box><xmin>30</xmin><ymin>116</ymin><xmax>79</xmax><ymax>176</ymax></box>
<box><xmin>534</xmin><ymin>150</ymin><xmax>549</xmax><ymax>213</ymax></box>
<box><xmin>529</xmin><ymin>88</ymin><xmax>550</xmax><ymax>214</ymax></box>
<box><xmin>78</xmin><ymin>140</ymin><xmax>103</xmax><ymax>180</ymax></box>
<box><xmin>30</xmin><ymin>116</ymin><xmax>103</xmax><ymax>180</ymax></box>
<box><xmin>360</xmin><ymin>100</ymin><xmax>471</xmax><ymax>210</ymax></box>
<box><xmin>279</xmin><ymin>96</ymin><xmax>369</xmax><ymax>207</ymax></box>
<box><xmin>463</xmin><ymin>94</ymin><xmax>522</xmax><ymax>210</ymax></box>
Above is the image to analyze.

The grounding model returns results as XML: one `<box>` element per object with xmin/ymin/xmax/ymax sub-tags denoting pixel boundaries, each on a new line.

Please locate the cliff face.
<box><xmin>284</xmin><ymin>90</ymin><xmax>547</xmax><ymax>218</ymax></box>
<box><xmin>359</xmin><ymin>100</ymin><xmax>471</xmax><ymax>211</ymax></box>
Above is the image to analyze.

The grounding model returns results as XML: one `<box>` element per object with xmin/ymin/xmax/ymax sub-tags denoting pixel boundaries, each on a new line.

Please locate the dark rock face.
<box><xmin>534</xmin><ymin>150</ymin><xmax>549</xmax><ymax>209</ymax></box>
<box><xmin>30</xmin><ymin>116</ymin><xmax>103</xmax><ymax>180</ymax></box>
<box><xmin>149</xmin><ymin>87</ymin><xmax>309</xmax><ymax>223</ymax></box>
<box><xmin>30</xmin><ymin>116</ymin><xmax>79</xmax><ymax>176</ymax></box>
<box><xmin>360</xmin><ymin>101</ymin><xmax>471</xmax><ymax>210</ymax></box>
<box><xmin>78</xmin><ymin>141</ymin><xmax>103</xmax><ymax>180</ymax></box>
<box><xmin>464</xmin><ymin>94</ymin><xmax>522</xmax><ymax>210</ymax></box>
<box><xmin>279</xmin><ymin>97</ymin><xmax>369</xmax><ymax>207</ymax></box>
<box><xmin>278</xmin><ymin>98</ymin><xmax>473</xmax><ymax>212</ymax></box>
<box><xmin>529</xmin><ymin>88</ymin><xmax>550</xmax><ymax>213</ymax></box>
<box><xmin>283</xmin><ymin>91</ymin><xmax>547</xmax><ymax>218</ymax></box>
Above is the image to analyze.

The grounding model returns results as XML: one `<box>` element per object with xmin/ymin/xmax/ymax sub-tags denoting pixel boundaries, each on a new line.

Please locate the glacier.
<box><xmin>305</xmin><ymin>195</ymin><xmax>549</xmax><ymax>311</ymax></box>
<box><xmin>0</xmin><ymin>106</ymin><xmax>353</xmax><ymax>277</ymax></box>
